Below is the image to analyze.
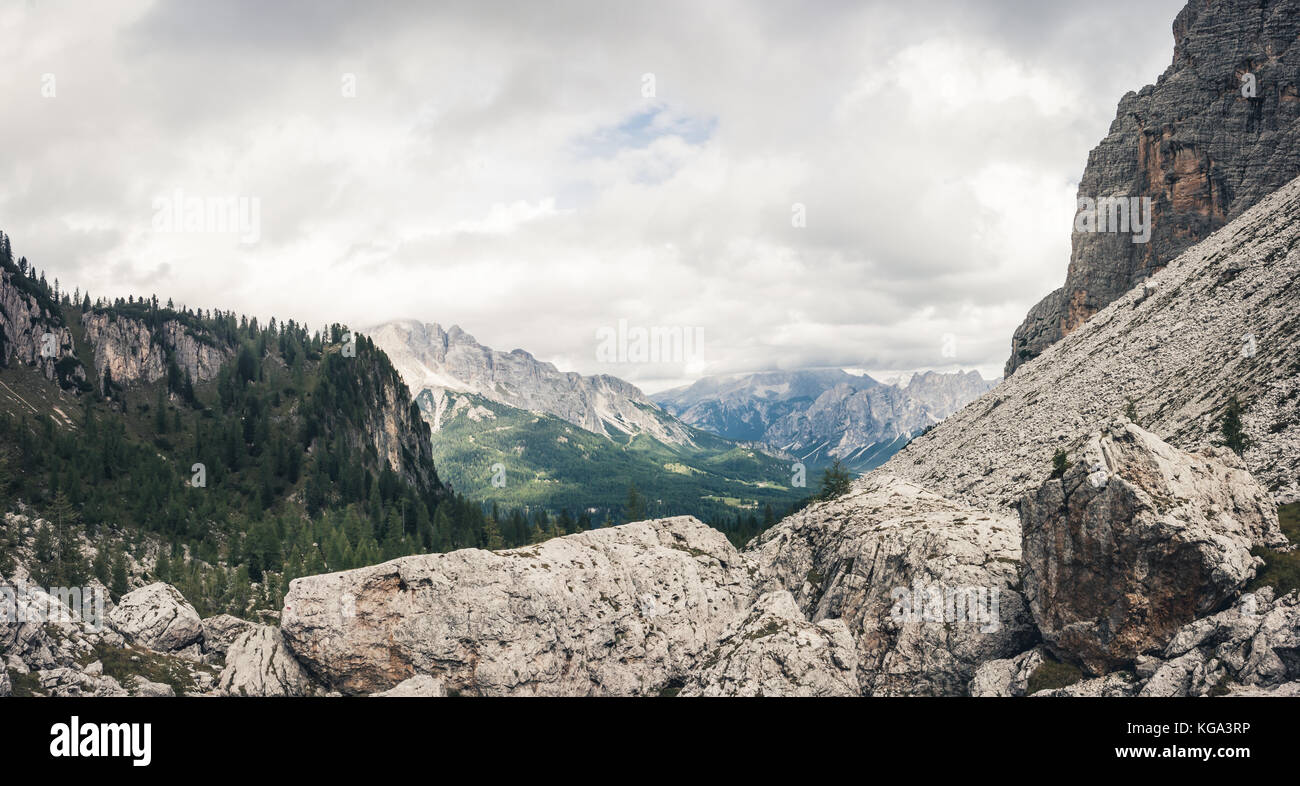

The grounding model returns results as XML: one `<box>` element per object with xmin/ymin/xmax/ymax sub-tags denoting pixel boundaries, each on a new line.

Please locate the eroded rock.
<box><xmin>218</xmin><ymin>625</ymin><xmax>319</xmax><ymax>697</ymax></box>
<box><xmin>747</xmin><ymin>474</ymin><xmax>1037</xmax><ymax>696</ymax></box>
<box><xmin>679</xmin><ymin>591</ymin><xmax>858</xmax><ymax>697</ymax></box>
<box><xmin>108</xmin><ymin>583</ymin><xmax>204</xmax><ymax>653</ymax></box>
<box><xmin>1021</xmin><ymin>421</ymin><xmax>1283</xmax><ymax>674</ymax></box>
<box><xmin>282</xmin><ymin>516</ymin><xmax>753</xmax><ymax>696</ymax></box>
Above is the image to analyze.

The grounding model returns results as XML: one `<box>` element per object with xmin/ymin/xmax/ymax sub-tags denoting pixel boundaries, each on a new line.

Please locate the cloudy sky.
<box><xmin>1</xmin><ymin>0</ymin><xmax>1187</xmax><ymax>392</ymax></box>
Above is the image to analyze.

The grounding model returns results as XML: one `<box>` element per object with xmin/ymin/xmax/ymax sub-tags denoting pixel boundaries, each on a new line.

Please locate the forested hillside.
<box><xmin>0</xmin><ymin>230</ymin><xmax>597</xmax><ymax>616</ymax></box>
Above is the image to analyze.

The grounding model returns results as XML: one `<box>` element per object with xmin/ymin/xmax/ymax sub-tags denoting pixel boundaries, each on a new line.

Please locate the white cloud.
<box><xmin>0</xmin><ymin>0</ymin><xmax>1188</xmax><ymax>393</ymax></box>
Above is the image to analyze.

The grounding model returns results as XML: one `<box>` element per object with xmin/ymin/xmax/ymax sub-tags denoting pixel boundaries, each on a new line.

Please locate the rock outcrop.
<box><xmin>1</xmin><ymin>571</ymin><xmax>123</xmax><ymax>672</ymax></box>
<box><xmin>217</xmin><ymin>625</ymin><xmax>320</xmax><ymax>697</ymax></box>
<box><xmin>746</xmin><ymin>475</ymin><xmax>1038</xmax><ymax>695</ymax></box>
<box><xmin>890</xmin><ymin>174</ymin><xmax>1300</xmax><ymax>510</ymax></box>
<box><xmin>81</xmin><ymin>311</ymin><xmax>228</xmax><ymax>389</ymax></box>
<box><xmin>281</xmin><ymin>516</ymin><xmax>755</xmax><ymax>696</ymax></box>
<box><xmin>200</xmin><ymin>614</ymin><xmax>256</xmax><ymax>658</ymax></box>
<box><xmin>369</xmin><ymin>675</ymin><xmax>447</xmax><ymax>697</ymax></box>
<box><xmin>977</xmin><ymin>589</ymin><xmax>1300</xmax><ymax>697</ymax></box>
<box><xmin>1021</xmin><ymin>420</ymin><xmax>1284</xmax><ymax>674</ymax></box>
<box><xmin>0</xmin><ymin>261</ymin><xmax>85</xmax><ymax>389</ymax></box>
<box><xmin>1007</xmin><ymin>0</ymin><xmax>1300</xmax><ymax>375</ymax></box>
<box><xmin>679</xmin><ymin>591</ymin><xmax>858</xmax><ymax>697</ymax></box>
<box><xmin>968</xmin><ymin>647</ymin><xmax>1045</xmax><ymax>698</ymax></box>
<box><xmin>108</xmin><ymin>583</ymin><xmax>205</xmax><ymax>653</ymax></box>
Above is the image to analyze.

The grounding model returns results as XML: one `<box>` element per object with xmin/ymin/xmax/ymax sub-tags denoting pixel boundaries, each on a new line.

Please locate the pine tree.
<box><xmin>110</xmin><ymin>552</ymin><xmax>129</xmax><ymax>599</ymax></box>
<box><xmin>624</xmin><ymin>483</ymin><xmax>646</xmax><ymax>523</ymax></box>
<box><xmin>1220</xmin><ymin>396</ymin><xmax>1250</xmax><ymax>456</ymax></box>
<box><xmin>817</xmin><ymin>460</ymin><xmax>853</xmax><ymax>501</ymax></box>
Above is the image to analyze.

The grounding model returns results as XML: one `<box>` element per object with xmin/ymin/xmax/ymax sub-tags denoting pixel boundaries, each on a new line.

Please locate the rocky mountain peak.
<box><xmin>1007</xmin><ymin>0</ymin><xmax>1300</xmax><ymax>375</ymax></box>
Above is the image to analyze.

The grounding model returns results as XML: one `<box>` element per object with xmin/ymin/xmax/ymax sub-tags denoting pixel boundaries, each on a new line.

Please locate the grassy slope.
<box><xmin>419</xmin><ymin>390</ymin><xmax>806</xmax><ymax>521</ymax></box>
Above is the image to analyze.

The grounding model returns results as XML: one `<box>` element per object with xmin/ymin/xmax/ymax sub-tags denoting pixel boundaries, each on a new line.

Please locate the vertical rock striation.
<box><xmin>1008</xmin><ymin>0</ymin><xmax>1300</xmax><ymax>375</ymax></box>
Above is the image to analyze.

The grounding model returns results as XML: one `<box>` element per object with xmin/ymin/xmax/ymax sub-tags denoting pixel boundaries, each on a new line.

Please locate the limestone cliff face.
<box><xmin>349</xmin><ymin>344</ymin><xmax>443</xmax><ymax>495</ymax></box>
<box><xmin>1008</xmin><ymin>0</ymin><xmax>1300</xmax><ymax>375</ymax></box>
<box><xmin>81</xmin><ymin>311</ymin><xmax>229</xmax><ymax>390</ymax></box>
<box><xmin>0</xmin><ymin>264</ymin><xmax>85</xmax><ymax>389</ymax></box>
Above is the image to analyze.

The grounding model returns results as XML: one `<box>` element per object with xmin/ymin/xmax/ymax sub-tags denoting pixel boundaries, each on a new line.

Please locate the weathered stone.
<box><xmin>282</xmin><ymin>516</ymin><xmax>754</xmax><ymax>696</ymax></box>
<box><xmin>370</xmin><ymin>675</ymin><xmax>447</xmax><ymax>697</ymax></box>
<box><xmin>748</xmin><ymin>474</ymin><xmax>1037</xmax><ymax>696</ymax></box>
<box><xmin>679</xmin><ymin>591</ymin><xmax>858</xmax><ymax>697</ymax></box>
<box><xmin>1030</xmin><ymin>672</ymin><xmax>1139</xmax><ymax>698</ymax></box>
<box><xmin>218</xmin><ymin>625</ymin><xmax>319</xmax><ymax>697</ymax></box>
<box><xmin>108</xmin><ymin>583</ymin><xmax>204</xmax><ymax>652</ymax></box>
<box><xmin>969</xmin><ymin>647</ymin><xmax>1045</xmax><ymax>697</ymax></box>
<box><xmin>1021</xmin><ymin>421</ymin><xmax>1283</xmax><ymax>674</ymax></box>
<box><xmin>1008</xmin><ymin>0</ymin><xmax>1300</xmax><ymax>375</ymax></box>
<box><xmin>200</xmin><ymin>614</ymin><xmax>256</xmax><ymax>658</ymax></box>
<box><xmin>0</xmin><ymin>671</ymin><xmax>11</xmax><ymax>697</ymax></box>
<box><xmin>132</xmin><ymin>678</ymin><xmax>176</xmax><ymax>698</ymax></box>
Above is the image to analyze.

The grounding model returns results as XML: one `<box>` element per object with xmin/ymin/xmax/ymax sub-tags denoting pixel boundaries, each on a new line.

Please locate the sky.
<box><xmin>0</xmin><ymin>0</ymin><xmax>1188</xmax><ymax>393</ymax></box>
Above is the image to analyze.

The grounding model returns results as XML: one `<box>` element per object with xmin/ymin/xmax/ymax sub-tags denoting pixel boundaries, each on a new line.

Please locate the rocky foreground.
<box><xmin>7</xmin><ymin>413</ymin><xmax>1292</xmax><ymax>697</ymax></box>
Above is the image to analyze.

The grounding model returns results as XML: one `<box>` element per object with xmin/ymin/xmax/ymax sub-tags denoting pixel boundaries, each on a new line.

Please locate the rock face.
<box><xmin>81</xmin><ymin>311</ymin><xmax>229</xmax><ymax>389</ymax></box>
<box><xmin>1020</xmin><ymin>421</ymin><xmax>1284</xmax><ymax>674</ymax></box>
<box><xmin>369</xmin><ymin>320</ymin><xmax>696</xmax><ymax>445</ymax></box>
<box><xmin>200</xmin><ymin>614</ymin><xmax>256</xmax><ymax>658</ymax></box>
<box><xmin>986</xmin><ymin>589</ymin><xmax>1300</xmax><ymax>697</ymax></box>
<box><xmin>968</xmin><ymin>647</ymin><xmax>1044</xmax><ymax>697</ymax></box>
<box><xmin>746</xmin><ymin>475</ymin><xmax>1038</xmax><ymax>696</ymax></box>
<box><xmin>1</xmin><ymin>572</ymin><xmax>124</xmax><ymax>672</ymax></box>
<box><xmin>1142</xmin><ymin>588</ymin><xmax>1300</xmax><ymax>696</ymax></box>
<box><xmin>370</xmin><ymin>675</ymin><xmax>447</xmax><ymax>697</ymax></box>
<box><xmin>1007</xmin><ymin>0</ymin><xmax>1300</xmax><ymax>375</ymax></box>
<box><xmin>218</xmin><ymin>625</ymin><xmax>319</xmax><ymax>697</ymax></box>
<box><xmin>108</xmin><ymin>583</ymin><xmax>205</xmax><ymax>653</ymax></box>
<box><xmin>281</xmin><ymin>516</ymin><xmax>755</xmax><ymax>696</ymax></box>
<box><xmin>679</xmin><ymin>591</ymin><xmax>858</xmax><ymax>697</ymax></box>
<box><xmin>0</xmin><ymin>261</ymin><xmax>85</xmax><ymax>389</ymax></box>
<box><xmin>890</xmin><ymin>174</ymin><xmax>1300</xmax><ymax>510</ymax></box>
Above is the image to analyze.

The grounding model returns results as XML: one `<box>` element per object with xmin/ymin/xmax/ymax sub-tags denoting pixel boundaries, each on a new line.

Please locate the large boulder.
<box><xmin>200</xmin><ymin>614</ymin><xmax>256</xmax><ymax>659</ymax></box>
<box><xmin>747</xmin><ymin>474</ymin><xmax>1038</xmax><ymax>695</ymax></box>
<box><xmin>1</xmin><ymin>573</ymin><xmax>124</xmax><ymax>670</ymax></box>
<box><xmin>108</xmin><ymin>583</ymin><xmax>204</xmax><ymax>653</ymax></box>
<box><xmin>281</xmin><ymin>516</ymin><xmax>755</xmax><ymax>696</ymax></box>
<box><xmin>1020</xmin><ymin>420</ymin><xmax>1285</xmax><ymax>674</ymax></box>
<box><xmin>218</xmin><ymin>625</ymin><xmax>319</xmax><ymax>697</ymax></box>
<box><xmin>968</xmin><ymin>647</ymin><xmax>1044</xmax><ymax>697</ymax></box>
<box><xmin>679</xmin><ymin>591</ymin><xmax>858</xmax><ymax>697</ymax></box>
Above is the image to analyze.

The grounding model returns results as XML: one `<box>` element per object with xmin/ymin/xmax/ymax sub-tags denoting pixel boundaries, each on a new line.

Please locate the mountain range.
<box><xmin>369</xmin><ymin>320</ymin><xmax>993</xmax><ymax>516</ymax></box>
<box><xmin>654</xmin><ymin>368</ymin><xmax>995</xmax><ymax>472</ymax></box>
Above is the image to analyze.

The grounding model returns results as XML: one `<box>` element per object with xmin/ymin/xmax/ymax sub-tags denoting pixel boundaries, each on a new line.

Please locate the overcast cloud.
<box><xmin>0</xmin><ymin>0</ymin><xmax>1187</xmax><ymax>391</ymax></box>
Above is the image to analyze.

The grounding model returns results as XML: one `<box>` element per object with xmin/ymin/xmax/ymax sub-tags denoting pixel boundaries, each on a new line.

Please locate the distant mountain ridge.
<box><xmin>368</xmin><ymin>320</ymin><xmax>694</xmax><ymax>446</ymax></box>
<box><xmin>368</xmin><ymin>319</ymin><xmax>806</xmax><ymax>524</ymax></box>
<box><xmin>654</xmin><ymin>369</ymin><xmax>995</xmax><ymax>472</ymax></box>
